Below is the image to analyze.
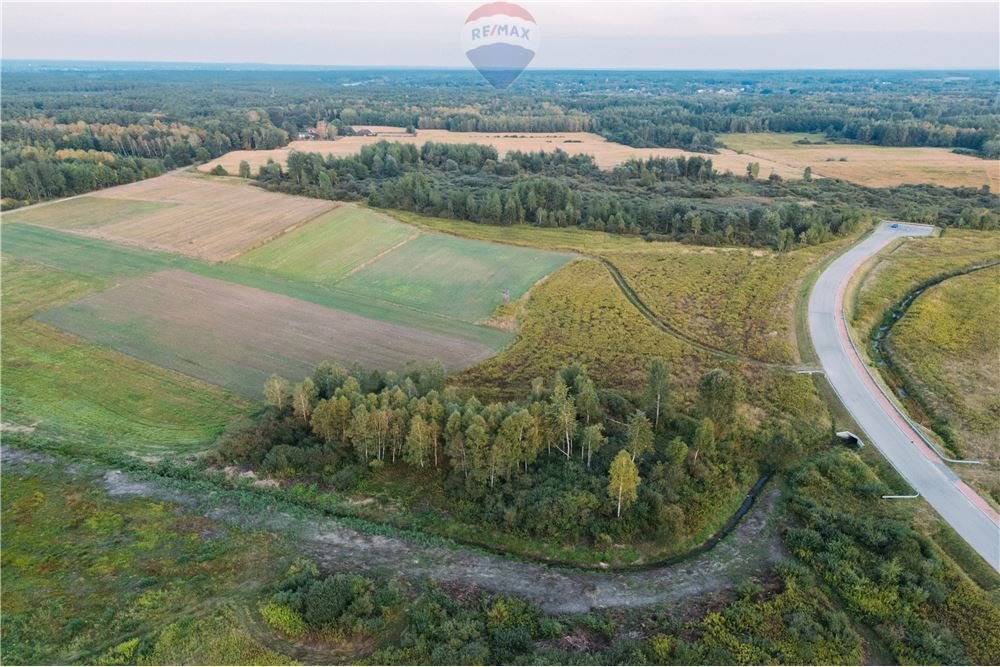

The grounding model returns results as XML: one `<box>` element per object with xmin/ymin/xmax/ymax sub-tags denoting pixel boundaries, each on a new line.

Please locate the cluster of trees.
<box><xmin>1</xmin><ymin>146</ymin><xmax>164</xmax><ymax>205</ymax></box>
<box><xmin>256</xmin><ymin>141</ymin><xmax>879</xmax><ymax>249</ymax></box>
<box><xmin>217</xmin><ymin>359</ymin><xmax>812</xmax><ymax>545</ymax></box>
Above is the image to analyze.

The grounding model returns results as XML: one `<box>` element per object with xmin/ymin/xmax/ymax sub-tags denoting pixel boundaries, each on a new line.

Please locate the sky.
<box><xmin>2</xmin><ymin>1</ymin><xmax>998</xmax><ymax>70</ymax></box>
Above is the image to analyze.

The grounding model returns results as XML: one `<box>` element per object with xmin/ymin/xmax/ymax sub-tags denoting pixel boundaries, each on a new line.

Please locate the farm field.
<box><xmin>606</xmin><ymin>246</ymin><xmax>827</xmax><ymax>363</ymax></box>
<box><xmin>720</xmin><ymin>132</ymin><xmax>999</xmax><ymax>189</ymax></box>
<box><xmin>1</xmin><ymin>258</ymin><xmax>247</xmax><ymax>453</ymax></box>
<box><xmin>2</xmin><ymin>223</ymin><xmax>511</xmax><ymax>349</ymax></box>
<box><xmin>337</xmin><ymin>231</ymin><xmax>573</xmax><ymax>322</ymax></box>
<box><xmin>38</xmin><ymin>269</ymin><xmax>498</xmax><ymax>396</ymax></box>
<box><xmin>886</xmin><ymin>266</ymin><xmax>1000</xmax><ymax>486</ymax></box>
<box><xmin>0</xmin><ymin>196</ymin><xmax>171</xmax><ymax>230</ymax></box>
<box><xmin>200</xmin><ymin>127</ymin><xmax>802</xmax><ymax>179</ymax></box>
<box><xmin>383</xmin><ymin>208</ymin><xmax>656</xmax><ymax>254</ymax></box>
<box><xmin>234</xmin><ymin>204</ymin><xmax>418</xmax><ymax>282</ymax></box>
<box><xmin>3</xmin><ymin>172</ymin><xmax>336</xmax><ymax>261</ymax></box>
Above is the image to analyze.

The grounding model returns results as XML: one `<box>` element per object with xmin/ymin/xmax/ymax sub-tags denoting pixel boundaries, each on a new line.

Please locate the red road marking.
<box><xmin>833</xmin><ymin>237</ymin><xmax>1000</xmax><ymax>528</ymax></box>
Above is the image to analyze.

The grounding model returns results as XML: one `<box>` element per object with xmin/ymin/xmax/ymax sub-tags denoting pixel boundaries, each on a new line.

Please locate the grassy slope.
<box><xmin>339</xmin><ymin>232</ymin><xmax>573</xmax><ymax>322</ymax></box>
<box><xmin>848</xmin><ymin>228</ymin><xmax>1000</xmax><ymax>498</ymax></box>
<box><xmin>851</xmin><ymin>229</ymin><xmax>1000</xmax><ymax>339</ymax></box>
<box><xmin>886</xmin><ymin>266</ymin><xmax>1000</xmax><ymax>466</ymax></box>
<box><xmin>454</xmin><ymin>258</ymin><xmax>700</xmax><ymax>395</ymax></box>
<box><xmin>607</xmin><ymin>246</ymin><xmax>826</xmax><ymax>363</ymax></box>
<box><xmin>0</xmin><ymin>463</ymin><xmax>294</xmax><ymax>665</ymax></box>
<box><xmin>383</xmin><ymin>208</ymin><xmax>653</xmax><ymax>253</ymax></box>
<box><xmin>3</xmin><ymin>223</ymin><xmax>509</xmax><ymax>350</ymax></box>
<box><xmin>453</xmin><ymin>258</ymin><xmax>829</xmax><ymax>433</ymax></box>
<box><xmin>2</xmin><ymin>196</ymin><xmax>171</xmax><ymax>230</ymax></box>
<box><xmin>233</xmin><ymin>205</ymin><xmax>416</xmax><ymax>282</ymax></box>
<box><xmin>1</xmin><ymin>257</ymin><xmax>247</xmax><ymax>453</ymax></box>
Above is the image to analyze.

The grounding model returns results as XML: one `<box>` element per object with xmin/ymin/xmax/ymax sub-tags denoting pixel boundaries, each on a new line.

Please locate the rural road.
<box><xmin>808</xmin><ymin>221</ymin><xmax>1000</xmax><ymax>571</ymax></box>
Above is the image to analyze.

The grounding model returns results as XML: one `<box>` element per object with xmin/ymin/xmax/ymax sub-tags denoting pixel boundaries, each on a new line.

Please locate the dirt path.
<box><xmin>599</xmin><ymin>257</ymin><xmax>819</xmax><ymax>373</ymax></box>
<box><xmin>3</xmin><ymin>446</ymin><xmax>786</xmax><ymax>614</ymax></box>
<box><xmin>116</xmin><ymin>472</ymin><xmax>785</xmax><ymax>613</ymax></box>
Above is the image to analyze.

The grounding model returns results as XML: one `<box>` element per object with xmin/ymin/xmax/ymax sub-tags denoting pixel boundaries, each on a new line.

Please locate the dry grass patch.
<box><xmin>721</xmin><ymin>132</ymin><xmax>998</xmax><ymax>189</ymax></box>
<box><xmin>606</xmin><ymin>245</ymin><xmax>827</xmax><ymax>363</ymax></box>
<box><xmin>4</xmin><ymin>171</ymin><xmax>337</xmax><ymax>261</ymax></box>
<box><xmin>885</xmin><ymin>267</ymin><xmax>1000</xmax><ymax>495</ymax></box>
<box><xmin>38</xmin><ymin>269</ymin><xmax>497</xmax><ymax>396</ymax></box>
<box><xmin>201</xmin><ymin>128</ymin><xmax>800</xmax><ymax>177</ymax></box>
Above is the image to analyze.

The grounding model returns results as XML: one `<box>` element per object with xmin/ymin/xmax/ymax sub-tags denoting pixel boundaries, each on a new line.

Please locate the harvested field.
<box><xmin>6</xmin><ymin>172</ymin><xmax>336</xmax><ymax>261</ymax></box>
<box><xmin>337</xmin><ymin>231</ymin><xmax>573</xmax><ymax>322</ymax></box>
<box><xmin>1</xmin><ymin>196</ymin><xmax>171</xmax><ymax>231</ymax></box>
<box><xmin>721</xmin><ymin>132</ymin><xmax>998</xmax><ymax>189</ymax></box>
<box><xmin>2</xmin><ymin>223</ymin><xmax>511</xmax><ymax>349</ymax></box>
<box><xmin>200</xmin><ymin>128</ymin><xmax>801</xmax><ymax>179</ymax></box>
<box><xmin>38</xmin><ymin>269</ymin><xmax>497</xmax><ymax>396</ymax></box>
<box><xmin>233</xmin><ymin>204</ymin><xmax>419</xmax><ymax>282</ymax></box>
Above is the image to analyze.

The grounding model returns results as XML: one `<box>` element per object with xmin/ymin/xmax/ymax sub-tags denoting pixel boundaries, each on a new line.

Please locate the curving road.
<box><xmin>808</xmin><ymin>221</ymin><xmax>1000</xmax><ymax>571</ymax></box>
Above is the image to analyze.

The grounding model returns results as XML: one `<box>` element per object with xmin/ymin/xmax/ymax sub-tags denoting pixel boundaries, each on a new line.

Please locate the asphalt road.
<box><xmin>809</xmin><ymin>221</ymin><xmax>1000</xmax><ymax>572</ymax></box>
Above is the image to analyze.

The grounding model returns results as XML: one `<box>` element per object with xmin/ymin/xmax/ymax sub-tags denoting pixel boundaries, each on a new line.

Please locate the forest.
<box><xmin>250</xmin><ymin>140</ymin><xmax>996</xmax><ymax>248</ymax></box>
<box><xmin>3</xmin><ymin>67</ymin><xmax>998</xmax><ymax>208</ymax></box>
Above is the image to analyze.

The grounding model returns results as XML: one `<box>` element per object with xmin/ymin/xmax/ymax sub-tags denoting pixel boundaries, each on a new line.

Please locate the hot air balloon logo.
<box><xmin>461</xmin><ymin>2</ymin><xmax>540</xmax><ymax>89</ymax></box>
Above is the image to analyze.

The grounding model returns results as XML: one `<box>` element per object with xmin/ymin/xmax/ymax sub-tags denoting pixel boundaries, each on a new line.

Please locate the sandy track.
<box><xmin>87</xmin><ymin>461</ymin><xmax>786</xmax><ymax>614</ymax></box>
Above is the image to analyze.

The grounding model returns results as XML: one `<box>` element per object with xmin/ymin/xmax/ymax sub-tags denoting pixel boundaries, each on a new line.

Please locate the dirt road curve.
<box><xmin>808</xmin><ymin>221</ymin><xmax>1000</xmax><ymax>572</ymax></box>
<box><xmin>1</xmin><ymin>446</ymin><xmax>785</xmax><ymax>614</ymax></box>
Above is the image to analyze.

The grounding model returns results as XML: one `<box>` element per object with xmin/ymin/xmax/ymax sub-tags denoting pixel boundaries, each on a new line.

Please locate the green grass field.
<box><xmin>384</xmin><ymin>208</ymin><xmax>653</xmax><ymax>254</ymax></box>
<box><xmin>886</xmin><ymin>266</ymin><xmax>1000</xmax><ymax>468</ymax></box>
<box><xmin>851</xmin><ymin>230</ymin><xmax>1000</xmax><ymax>340</ymax></box>
<box><xmin>233</xmin><ymin>205</ymin><xmax>417</xmax><ymax>281</ymax></box>
<box><xmin>338</xmin><ymin>232</ymin><xmax>572</xmax><ymax>322</ymax></box>
<box><xmin>3</xmin><ymin>223</ymin><xmax>510</xmax><ymax>349</ymax></box>
<box><xmin>1</xmin><ymin>463</ymin><xmax>293</xmax><ymax>665</ymax></box>
<box><xmin>1</xmin><ymin>196</ymin><xmax>171</xmax><ymax>230</ymax></box>
<box><xmin>1</xmin><ymin>257</ymin><xmax>247</xmax><ymax>453</ymax></box>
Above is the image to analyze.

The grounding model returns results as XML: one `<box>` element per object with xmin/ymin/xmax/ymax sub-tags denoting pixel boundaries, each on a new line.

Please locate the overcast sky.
<box><xmin>2</xmin><ymin>1</ymin><xmax>998</xmax><ymax>69</ymax></box>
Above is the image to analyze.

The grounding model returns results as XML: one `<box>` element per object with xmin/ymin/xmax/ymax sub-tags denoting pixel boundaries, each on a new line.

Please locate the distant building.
<box><xmin>355</xmin><ymin>128</ymin><xmax>376</xmax><ymax>137</ymax></box>
<box><xmin>296</xmin><ymin>131</ymin><xmax>318</xmax><ymax>140</ymax></box>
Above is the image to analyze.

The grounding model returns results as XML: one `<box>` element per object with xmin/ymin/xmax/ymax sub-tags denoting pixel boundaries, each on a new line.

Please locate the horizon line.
<box><xmin>3</xmin><ymin>58</ymin><xmax>998</xmax><ymax>73</ymax></box>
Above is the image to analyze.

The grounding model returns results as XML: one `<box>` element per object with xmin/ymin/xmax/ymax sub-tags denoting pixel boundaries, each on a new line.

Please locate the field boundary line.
<box><xmin>224</xmin><ymin>200</ymin><xmax>341</xmax><ymax>262</ymax></box>
<box><xmin>340</xmin><ymin>229</ymin><xmax>424</xmax><ymax>279</ymax></box>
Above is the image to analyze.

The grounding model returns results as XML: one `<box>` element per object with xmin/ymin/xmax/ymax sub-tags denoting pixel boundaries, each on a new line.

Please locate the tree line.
<box><xmin>252</xmin><ymin>140</ymin><xmax>997</xmax><ymax>247</ymax></box>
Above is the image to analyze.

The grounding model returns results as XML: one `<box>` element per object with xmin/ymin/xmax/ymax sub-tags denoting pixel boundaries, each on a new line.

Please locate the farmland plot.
<box><xmin>37</xmin><ymin>270</ymin><xmax>497</xmax><ymax>396</ymax></box>
<box><xmin>336</xmin><ymin>232</ymin><xmax>573</xmax><ymax>322</ymax></box>
<box><xmin>201</xmin><ymin>128</ymin><xmax>801</xmax><ymax>179</ymax></box>
<box><xmin>233</xmin><ymin>204</ymin><xmax>418</xmax><ymax>282</ymax></box>
<box><xmin>4</xmin><ymin>172</ymin><xmax>336</xmax><ymax>261</ymax></box>
<box><xmin>2</xmin><ymin>258</ymin><xmax>246</xmax><ymax>452</ymax></box>
<box><xmin>1</xmin><ymin>196</ymin><xmax>171</xmax><ymax>231</ymax></box>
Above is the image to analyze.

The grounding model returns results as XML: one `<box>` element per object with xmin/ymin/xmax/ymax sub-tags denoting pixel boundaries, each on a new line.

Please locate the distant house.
<box><xmin>355</xmin><ymin>128</ymin><xmax>376</xmax><ymax>137</ymax></box>
<box><xmin>296</xmin><ymin>131</ymin><xmax>318</xmax><ymax>140</ymax></box>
